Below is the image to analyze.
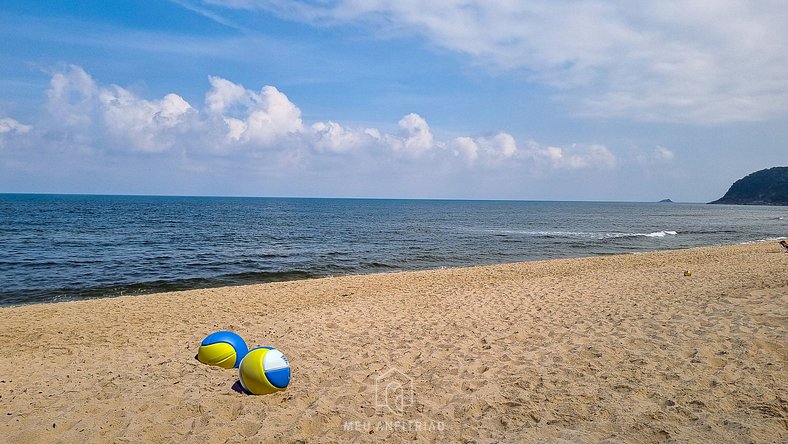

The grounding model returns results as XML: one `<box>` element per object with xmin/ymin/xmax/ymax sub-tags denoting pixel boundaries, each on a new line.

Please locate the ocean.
<box><xmin>1</xmin><ymin>194</ymin><xmax>786</xmax><ymax>306</ymax></box>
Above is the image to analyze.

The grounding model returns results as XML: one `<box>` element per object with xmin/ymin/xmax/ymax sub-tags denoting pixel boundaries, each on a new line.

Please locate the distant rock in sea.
<box><xmin>710</xmin><ymin>166</ymin><xmax>788</xmax><ymax>206</ymax></box>
<box><xmin>658</xmin><ymin>199</ymin><xmax>673</xmax><ymax>203</ymax></box>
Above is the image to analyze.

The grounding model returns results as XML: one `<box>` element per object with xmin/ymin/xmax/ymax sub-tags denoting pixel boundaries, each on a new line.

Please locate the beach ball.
<box><xmin>197</xmin><ymin>331</ymin><xmax>249</xmax><ymax>369</ymax></box>
<box><xmin>239</xmin><ymin>346</ymin><xmax>291</xmax><ymax>395</ymax></box>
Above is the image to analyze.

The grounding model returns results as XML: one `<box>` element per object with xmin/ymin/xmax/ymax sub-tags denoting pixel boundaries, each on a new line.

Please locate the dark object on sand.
<box><xmin>780</xmin><ymin>240</ymin><xmax>788</xmax><ymax>252</ymax></box>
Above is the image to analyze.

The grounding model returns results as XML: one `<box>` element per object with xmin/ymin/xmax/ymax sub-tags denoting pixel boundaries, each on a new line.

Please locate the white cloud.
<box><xmin>390</xmin><ymin>113</ymin><xmax>436</xmax><ymax>157</ymax></box>
<box><xmin>310</xmin><ymin>121</ymin><xmax>370</xmax><ymax>153</ymax></box>
<box><xmin>43</xmin><ymin>65</ymin><xmax>196</xmax><ymax>153</ymax></box>
<box><xmin>46</xmin><ymin>65</ymin><xmax>99</xmax><ymax>128</ymax></box>
<box><xmin>205</xmin><ymin>76</ymin><xmax>249</xmax><ymax>114</ymax></box>
<box><xmin>0</xmin><ymin>117</ymin><xmax>32</xmax><ymax>148</ymax></box>
<box><xmin>99</xmin><ymin>88</ymin><xmax>194</xmax><ymax>152</ymax></box>
<box><xmin>207</xmin><ymin>0</ymin><xmax>788</xmax><ymax>123</ymax></box>
<box><xmin>654</xmin><ymin>146</ymin><xmax>675</xmax><ymax>162</ymax></box>
<box><xmin>206</xmin><ymin>77</ymin><xmax>303</xmax><ymax>145</ymax></box>
<box><xmin>478</xmin><ymin>133</ymin><xmax>518</xmax><ymax>159</ymax></box>
<box><xmin>450</xmin><ymin>133</ymin><xmax>518</xmax><ymax>165</ymax></box>
<box><xmin>0</xmin><ymin>118</ymin><xmax>32</xmax><ymax>135</ymax></box>
<box><xmin>450</xmin><ymin>136</ymin><xmax>478</xmax><ymax>162</ymax></box>
<box><xmin>634</xmin><ymin>145</ymin><xmax>677</xmax><ymax>166</ymax></box>
<box><xmin>526</xmin><ymin>142</ymin><xmax>616</xmax><ymax>170</ymax></box>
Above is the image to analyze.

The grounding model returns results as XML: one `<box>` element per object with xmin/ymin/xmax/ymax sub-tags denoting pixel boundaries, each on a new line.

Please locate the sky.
<box><xmin>0</xmin><ymin>1</ymin><xmax>786</xmax><ymax>201</ymax></box>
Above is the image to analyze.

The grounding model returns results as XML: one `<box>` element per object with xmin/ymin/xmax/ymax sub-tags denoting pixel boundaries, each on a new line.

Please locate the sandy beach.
<box><xmin>1</xmin><ymin>242</ymin><xmax>786</xmax><ymax>443</ymax></box>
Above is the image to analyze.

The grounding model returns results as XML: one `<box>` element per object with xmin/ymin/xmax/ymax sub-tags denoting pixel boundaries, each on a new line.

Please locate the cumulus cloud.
<box><xmin>99</xmin><ymin>88</ymin><xmax>194</xmax><ymax>152</ymax></box>
<box><xmin>205</xmin><ymin>76</ymin><xmax>249</xmax><ymax>114</ymax></box>
<box><xmin>204</xmin><ymin>0</ymin><xmax>788</xmax><ymax>123</ymax></box>
<box><xmin>47</xmin><ymin>65</ymin><xmax>99</xmax><ymax>128</ymax></box>
<box><xmin>450</xmin><ymin>133</ymin><xmax>518</xmax><ymax>165</ymax></box>
<box><xmin>450</xmin><ymin>137</ymin><xmax>479</xmax><ymax>162</ymax></box>
<box><xmin>44</xmin><ymin>65</ymin><xmax>196</xmax><ymax>152</ymax></box>
<box><xmin>526</xmin><ymin>142</ymin><xmax>617</xmax><ymax>170</ymax></box>
<box><xmin>206</xmin><ymin>77</ymin><xmax>303</xmax><ymax>145</ymax></box>
<box><xmin>310</xmin><ymin>121</ymin><xmax>369</xmax><ymax>153</ymax></box>
<box><xmin>390</xmin><ymin>113</ymin><xmax>435</xmax><ymax>157</ymax></box>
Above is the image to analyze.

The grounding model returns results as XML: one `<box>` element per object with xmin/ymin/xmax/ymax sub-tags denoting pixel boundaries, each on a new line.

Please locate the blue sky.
<box><xmin>1</xmin><ymin>0</ymin><xmax>786</xmax><ymax>201</ymax></box>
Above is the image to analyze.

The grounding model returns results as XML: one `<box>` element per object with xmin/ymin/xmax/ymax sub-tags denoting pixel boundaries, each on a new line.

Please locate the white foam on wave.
<box><xmin>643</xmin><ymin>230</ymin><xmax>678</xmax><ymax>237</ymax></box>
<box><xmin>481</xmin><ymin>229</ymin><xmax>679</xmax><ymax>240</ymax></box>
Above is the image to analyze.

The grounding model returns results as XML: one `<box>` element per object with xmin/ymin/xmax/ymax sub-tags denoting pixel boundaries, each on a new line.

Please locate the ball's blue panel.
<box><xmin>265</xmin><ymin>367</ymin><xmax>291</xmax><ymax>389</ymax></box>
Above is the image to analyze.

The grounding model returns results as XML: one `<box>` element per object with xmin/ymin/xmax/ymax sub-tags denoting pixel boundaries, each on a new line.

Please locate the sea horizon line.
<box><xmin>1</xmin><ymin>192</ymin><xmax>706</xmax><ymax>205</ymax></box>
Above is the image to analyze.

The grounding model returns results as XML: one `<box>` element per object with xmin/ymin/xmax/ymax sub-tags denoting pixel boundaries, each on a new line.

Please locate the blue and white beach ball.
<box><xmin>239</xmin><ymin>346</ymin><xmax>291</xmax><ymax>395</ymax></box>
<box><xmin>197</xmin><ymin>331</ymin><xmax>249</xmax><ymax>369</ymax></box>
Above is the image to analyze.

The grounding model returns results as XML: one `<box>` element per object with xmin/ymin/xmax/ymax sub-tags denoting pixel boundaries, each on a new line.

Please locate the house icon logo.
<box><xmin>374</xmin><ymin>368</ymin><xmax>414</xmax><ymax>414</ymax></box>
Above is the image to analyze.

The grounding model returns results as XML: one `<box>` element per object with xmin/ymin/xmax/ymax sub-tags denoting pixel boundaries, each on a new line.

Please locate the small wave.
<box><xmin>486</xmin><ymin>230</ymin><xmax>609</xmax><ymax>239</ymax></box>
<box><xmin>482</xmin><ymin>229</ymin><xmax>678</xmax><ymax>240</ymax></box>
<box><xmin>597</xmin><ymin>230</ymin><xmax>678</xmax><ymax>239</ymax></box>
<box><xmin>643</xmin><ymin>230</ymin><xmax>678</xmax><ymax>238</ymax></box>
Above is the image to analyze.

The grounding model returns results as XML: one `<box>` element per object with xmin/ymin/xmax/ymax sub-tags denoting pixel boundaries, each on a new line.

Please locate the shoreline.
<box><xmin>1</xmin><ymin>242</ymin><xmax>786</xmax><ymax>442</ymax></box>
<box><xmin>4</xmin><ymin>239</ymin><xmax>786</xmax><ymax>309</ymax></box>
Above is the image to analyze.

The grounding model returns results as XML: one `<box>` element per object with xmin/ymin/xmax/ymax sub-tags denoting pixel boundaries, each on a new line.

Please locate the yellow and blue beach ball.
<box><xmin>239</xmin><ymin>346</ymin><xmax>291</xmax><ymax>395</ymax></box>
<box><xmin>197</xmin><ymin>331</ymin><xmax>248</xmax><ymax>369</ymax></box>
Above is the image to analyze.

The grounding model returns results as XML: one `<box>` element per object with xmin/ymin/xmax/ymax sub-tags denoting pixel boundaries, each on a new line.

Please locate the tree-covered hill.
<box><xmin>710</xmin><ymin>167</ymin><xmax>788</xmax><ymax>205</ymax></box>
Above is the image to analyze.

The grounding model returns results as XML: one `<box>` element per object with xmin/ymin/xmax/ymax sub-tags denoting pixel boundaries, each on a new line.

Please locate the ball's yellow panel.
<box><xmin>197</xmin><ymin>343</ymin><xmax>237</xmax><ymax>369</ymax></box>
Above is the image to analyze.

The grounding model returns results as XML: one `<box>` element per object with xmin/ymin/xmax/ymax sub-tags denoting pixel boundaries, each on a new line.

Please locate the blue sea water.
<box><xmin>1</xmin><ymin>194</ymin><xmax>786</xmax><ymax>306</ymax></box>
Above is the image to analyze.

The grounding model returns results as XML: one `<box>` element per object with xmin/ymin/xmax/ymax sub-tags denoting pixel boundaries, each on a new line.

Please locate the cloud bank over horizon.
<box><xmin>28</xmin><ymin>65</ymin><xmax>533</xmax><ymax>161</ymax></box>
<box><xmin>2</xmin><ymin>65</ymin><xmax>661</xmax><ymax>198</ymax></box>
<box><xmin>199</xmin><ymin>0</ymin><xmax>788</xmax><ymax>124</ymax></box>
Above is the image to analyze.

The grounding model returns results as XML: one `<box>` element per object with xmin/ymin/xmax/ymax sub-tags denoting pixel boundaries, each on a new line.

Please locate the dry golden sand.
<box><xmin>1</xmin><ymin>242</ymin><xmax>786</xmax><ymax>443</ymax></box>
